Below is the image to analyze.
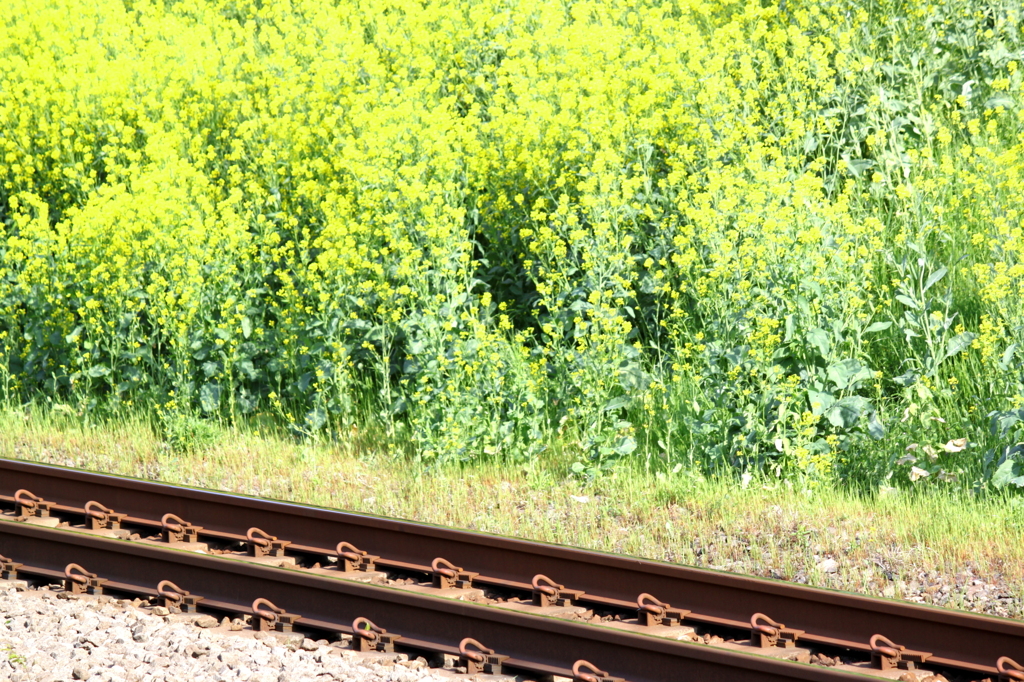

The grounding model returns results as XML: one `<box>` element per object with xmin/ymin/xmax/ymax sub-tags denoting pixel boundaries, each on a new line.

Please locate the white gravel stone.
<box><xmin>815</xmin><ymin>558</ymin><xmax>839</xmax><ymax>574</ymax></box>
<box><xmin>0</xmin><ymin>587</ymin><xmax>449</xmax><ymax>682</ymax></box>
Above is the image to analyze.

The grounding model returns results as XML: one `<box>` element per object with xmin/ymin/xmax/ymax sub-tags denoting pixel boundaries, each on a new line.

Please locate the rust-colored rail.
<box><xmin>2</xmin><ymin>521</ymin><xmax>865</xmax><ymax>682</ymax></box>
<box><xmin>0</xmin><ymin>457</ymin><xmax>1020</xmax><ymax>679</ymax></box>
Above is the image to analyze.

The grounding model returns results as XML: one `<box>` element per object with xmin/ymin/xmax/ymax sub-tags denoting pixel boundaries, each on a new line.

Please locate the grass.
<box><xmin>3</xmin><ymin>405</ymin><xmax>1022</xmax><ymax>619</ymax></box>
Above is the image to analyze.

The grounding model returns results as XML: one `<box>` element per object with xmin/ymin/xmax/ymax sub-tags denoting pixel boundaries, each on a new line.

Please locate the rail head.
<box><xmin>0</xmin><ymin>456</ymin><xmax>1019</xmax><ymax>675</ymax></box>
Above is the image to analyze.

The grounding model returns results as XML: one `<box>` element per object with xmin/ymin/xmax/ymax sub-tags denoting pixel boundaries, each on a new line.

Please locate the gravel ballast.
<box><xmin>0</xmin><ymin>585</ymin><xmax>450</xmax><ymax>682</ymax></box>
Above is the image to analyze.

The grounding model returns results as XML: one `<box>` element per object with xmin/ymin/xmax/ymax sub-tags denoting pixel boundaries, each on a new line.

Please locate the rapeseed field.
<box><xmin>2</xmin><ymin>0</ymin><xmax>1023</xmax><ymax>491</ymax></box>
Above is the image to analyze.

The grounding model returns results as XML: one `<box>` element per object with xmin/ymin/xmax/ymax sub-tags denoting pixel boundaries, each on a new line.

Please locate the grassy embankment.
<box><xmin>4</xmin><ymin>406</ymin><xmax>1022</xmax><ymax>618</ymax></box>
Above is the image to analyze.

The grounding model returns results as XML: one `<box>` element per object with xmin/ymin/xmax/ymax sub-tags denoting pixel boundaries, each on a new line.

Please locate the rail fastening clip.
<box><xmin>750</xmin><ymin>612</ymin><xmax>804</xmax><ymax>649</ymax></box>
<box><xmin>251</xmin><ymin>597</ymin><xmax>300</xmax><ymax>633</ymax></box>
<box><xmin>0</xmin><ymin>553</ymin><xmax>23</xmax><ymax>581</ymax></box>
<box><xmin>459</xmin><ymin>637</ymin><xmax>509</xmax><ymax>675</ymax></box>
<box><xmin>335</xmin><ymin>541</ymin><xmax>378</xmax><ymax>573</ymax></box>
<box><xmin>869</xmin><ymin>633</ymin><xmax>931</xmax><ymax>671</ymax></box>
<box><xmin>998</xmin><ymin>655</ymin><xmax>1024</xmax><ymax>682</ymax></box>
<box><xmin>352</xmin><ymin>617</ymin><xmax>400</xmax><ymax>652</ymax></box>
<box><xmin>246</xmin><ymin>527</ymin><xmax>291</xmax><ymax>558</ymax></box>
<box><xmin>637</xmin><ymin>592</ymin><xmax>689</xmax><ymax>627</ymax></box>
<box><xmin>161</xmin><ymin>513</ymin><xmax>203</xmax><ymax>544</ymax></box>
<box><xmin>84</xmin><ymin>500</ymin><xmax>126</xmax><ymax>531</ymax></box>
<box><xmin>64</xmin><ymin>563</ymin><xmax>106</xmax><ymax>596</ymax></box>
<box><xmin>15</xmin><ymin>489</ymin><xmax>53</xmax><ymax>519</ymax></box>
<box><xmin>572</xmin><ymin>659</ymin><xmax>625</xmax><ymax>682</ymax></box>
<box><xmin>431</xmin><ymin>557</ymin><xmax>478</xmax><ymax>590</ymax></box>
<box><xmin>532</xmin><ymin>573</ymin><xmax>584</xmax><ymax>607</ymax></box>
<box><xmin>157</xmin><ymin>579</ymin><xmax>204</xmax><ymax>613</ymax></box>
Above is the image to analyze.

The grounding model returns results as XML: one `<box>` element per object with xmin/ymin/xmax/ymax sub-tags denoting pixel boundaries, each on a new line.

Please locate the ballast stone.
<box><xmin>0</xmin><ymin>586</ymin><xmax>450</xmax><ymax>682</ymax></box>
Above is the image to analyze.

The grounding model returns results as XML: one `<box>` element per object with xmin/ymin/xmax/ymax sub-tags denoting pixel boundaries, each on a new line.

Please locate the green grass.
<box><xmin>4</xmin><ymin>405</ymin><xmax>1021</xmax><ymax>618</ymax></box>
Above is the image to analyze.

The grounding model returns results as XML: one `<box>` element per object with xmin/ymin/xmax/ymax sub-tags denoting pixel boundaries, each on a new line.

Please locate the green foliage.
<box><xmin>0</xmin><ymin>0</ymin><xmax>1023</xmax><ymax>492</ymax></box>
<box><xmin>990</xmin><ymin>408</ymin><xmax>1024</xmax><ymax>489</ymax></box>
<box><xmin>158</xmin><ymin>410</ymin><xmax>223</xmax><ymax>455</ymax></box>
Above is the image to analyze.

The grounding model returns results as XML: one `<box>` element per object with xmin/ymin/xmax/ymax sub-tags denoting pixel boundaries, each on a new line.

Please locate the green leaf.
<box><xmin>199</xmin><ymin>383</ymin><xmax>221</xmax><ymax>414</ymax></box>
<box><xmin>826</xmin><ymin>396</ymin><xmax>871</xmax><ymax>428</ymax></box>
<box><xmin>892</xmin><ymin>371</ymin><xmax>917</xmax><ymax>387</ymax></box>
<box><xmin>65</xmin><ymin>325</ymin><xmax>84</xmax><ymax>344</ymax></box>
<box><xmin>236</xmin><ymin>388</ymin><xmax>257</xmax><ymax>414</ymax></box>
<box><xmin>993</xmin><ymin>458</ymin><xmax>1024</xmax><ymax>488</ymax></box>
<box><xmin>998</xmin><ymin>344</ymin><xmax>1018</xmax><ymax>371</ymax></box>
<box><xmin>617</xmin><ymin>363</ymin><xmax>650</xmax><ymax>392</ymax></box>
<box><xmin>843</xmin><ymin>156</ymin><xmax>875</xmax><ymax>177</ymax></box>
<box><xmin>895</xmin><ymin>294</ymin><xmax>920</xmax><ymax>310</ymax></box>
<box><xmin>796</xmin><ymin>296</ymin><xmax>811</xmax><ymax>319</ymax></box>
<box><xmin>943</xmin><ymin>332</ymin><xmax>977</xmax><ymax>361</ymax></box>
<box><xmin>922</xmin><ymin>266</ymin><xmax>948</xmax><ymax>293</ymax></box>
<box><xmin>806</xmin><ymin>328</ymin><xmax>830</xmax><ymax>358</ymax></box>
<box><xmin>868</xmin><ymin>411</ymin><xmax>886</xmax><ymax>440</ymax></box>
<box><xmin>803</xmin><ymin>132</ymin><xmax>818</xmax><ymax>154</ymax></box>
<box><xmin>827</xmin><ymin>358</ymin><xmax>873</xmax><ymax>390</ymax></box>
<box><xmin>305</xmin><ymin>406</ymin><xmax>327</xmax><ymax>431</ymax></box>
<box><xmin>807</xmin><ymin>390</ymin><xmax>835</xmax><ymax>416</ymax></box>
<box><xmin>990</xmin><ymin>409</ymin><xmax>1024</xmax><ymax>437</ymax></box>
<box><xmin>236</xmin><ymin>359</ymin><xmax>256</xmax><ymax>379</ymax></box>
<box><xmin>603</xmin><ymin>396</ymin><xmax>630</xmax><ymax>412</ymax></box>
<box><xmin>915</xmin><ymin>382</ymin><xmax>933</xmax><ymax>400</ymax></box>
<box><xmin>616</xmin><ymin>436</ymin><xmax>637</xmax><ymax>455</ymax></box>
<box><xmin>863</xmin><ymin>321</ymin><xmax>892</xmax><ymax>334</ymax></box>
<box><xmin>241</xmin><ymin>316</ymin><xmax>252</xmax><ymax>339</ymax></box>
<box><xmin>984</xmin><ymin>94</ymin><xmax>1014</xmax><ymax>110</ymax></box>
<box><xmin>86</xmin><ymin>364</ymin><xmax>110</xmax><ymax>378</ymax></box>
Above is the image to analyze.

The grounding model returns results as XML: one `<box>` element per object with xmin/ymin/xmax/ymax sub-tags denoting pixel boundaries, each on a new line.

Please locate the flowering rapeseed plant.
<box><xmin>1</xmin><ymin>0</ymin><xmax>1023</xmax><ymax>489</ymax></box>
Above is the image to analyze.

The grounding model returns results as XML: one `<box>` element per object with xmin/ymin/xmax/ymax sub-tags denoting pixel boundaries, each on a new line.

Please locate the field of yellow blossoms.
<box><xmin>2</xmin><ymin>0</ymin><xmax>1024</xmax><ymax>489</ymax></box>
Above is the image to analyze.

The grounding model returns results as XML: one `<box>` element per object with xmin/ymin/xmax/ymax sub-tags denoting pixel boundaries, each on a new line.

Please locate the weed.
<box><xmin>157</xmin><ymin>410</ymin><xmax>223</xmax><ymax>455</ymax></box>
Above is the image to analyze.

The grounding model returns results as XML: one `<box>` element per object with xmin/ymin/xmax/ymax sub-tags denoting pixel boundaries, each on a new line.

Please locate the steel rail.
<box><xmin>0</xmin><ymin>457</ymin><xmax>1019</xmax><ymax>675</ymax></box>
<box><xmin>0</xmin><ymin>521</ymin><xmax>885</xmax><ymax>682</ymax></box>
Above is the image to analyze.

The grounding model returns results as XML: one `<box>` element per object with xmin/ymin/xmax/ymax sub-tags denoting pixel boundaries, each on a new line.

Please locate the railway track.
<box><xmin>0</xmin><ymin>457</ymin><xmax>1021</xmax><ymax>682</ymax></box>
